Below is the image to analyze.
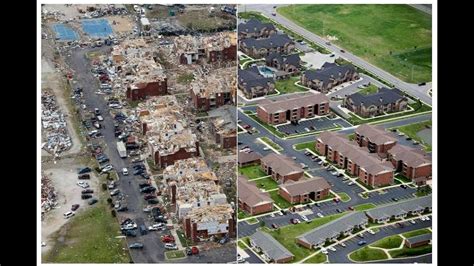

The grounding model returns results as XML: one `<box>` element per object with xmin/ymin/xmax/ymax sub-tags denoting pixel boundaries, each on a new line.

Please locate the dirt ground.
<box><xmin>41</xmin><ymin>157</ymin><xmax>99</xmax><ymax>254</ymax></box>
<box><xmin>108</xmin><ymin>15</ymin><xmax>134</xmax><ymax>32</ymax></box>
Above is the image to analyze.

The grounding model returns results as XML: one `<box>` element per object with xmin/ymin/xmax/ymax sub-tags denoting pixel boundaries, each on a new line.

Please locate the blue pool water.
<box><xmin>257</xmin><ymin>66</ymin><xmax>275</xmax><ymax>78</ymax></box>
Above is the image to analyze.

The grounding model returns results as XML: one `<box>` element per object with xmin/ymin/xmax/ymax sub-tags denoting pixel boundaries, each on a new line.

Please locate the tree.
<box><xmin>107</xmin><ymin>198</ymin><xmax>113</xmax><ymax>204</ymax></box>
<box><xmin>102</xmin><ymin>183</ymin><xmax>107</xmax><ymax>191</ymax></box>
<box><xmin>111</xmin><ymin>210</ymin><xmax>116</xmax><ymax>217</ymax></box>
<box><xmin>259</xmin><ymin>221</ymin><xmax>265</xmax><ymax>227</ymax></box>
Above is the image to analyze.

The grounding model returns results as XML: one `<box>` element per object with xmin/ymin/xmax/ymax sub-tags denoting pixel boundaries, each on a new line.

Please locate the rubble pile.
<box><xmin>41</xmin><ymin>91</ymin><xmax>72</xmax><ymax>156</ymax></box>
<box><xmin>41</xmin><ymin>173</ymin><xmax>58</xmax><ymax>214</ymax></box>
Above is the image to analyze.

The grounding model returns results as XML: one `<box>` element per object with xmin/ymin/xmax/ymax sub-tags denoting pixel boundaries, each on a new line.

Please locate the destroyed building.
<box><xmin>183</xmin><ymin>204</ymin><xmax>235</xmax><ymax>243</ymax></box>
<box><xmin>137</xmin><ymin>96</ymin><xmax>199</xmax><ymax>168</ymax></box>
<box><xmin>208</xmin><ymin>106</ymin><xmax>237</xmax><ymax>149</ymax></box>
<box><xmin>108</xmin><ymin>39</ymin><xmax>168</xmax><ymax>101</ymax></box>
<box><xmin>190</xmin><ymin>66</ymin><xmax>236</xmax><ymax>111</ymax></box>
<box><xmin>176</xmin><ymin>32</ymin><xmax>237</xmax><ymax>65</ymax></box>
<box><xmin>41</xmin><ymin>91</ymin><xmax>72</xmax><ymax>156</ymax></box>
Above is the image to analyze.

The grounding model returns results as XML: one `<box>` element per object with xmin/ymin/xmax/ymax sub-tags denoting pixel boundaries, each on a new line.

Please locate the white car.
<box><xmin>96</xmin><ymin>115</ymin><xmax>104</xmax><ymax>121</ymax></box>
<box><xmin>64</xmin><ymin>211</ymin><xmax>75</xmax><ymax>219</ymax></box>
<box><xmin>101</xmin><ymin>165</ymin><xmax>114</xmax><ymax>173</ymax></box>
<box><xmin>340</xmin><ymin>242</ymin><xmax>346</xmax><ymax>247</ymax></box>
<box><xmin>317</xmin><ymin>213</ymin><xmax>324</xmax><ymax>218</ymax></box>
<box><xmin>320</xmin><ymin>247</ymin><xmax>328</xmax><ymax>254</ymax></box>
<box><xmin>328</xmin><ymin>246</ymin><xmax>336</xmax><ymax>252</ymax></box>
<box><xmin>122</xmin><ymin>168</ymin><xmax>128</xmax><ymax>175</ymax></box>
<box><xmin>300</xmin><ymin>215</ymin><xmax>309</xmax><ymax>222</ymax></box>
<box><xmin>148</xmin><ymin>224</ymin><xmax>164</xmax><ymax>231</ymax></box>
<box><xmin>420</xmin><ymin>216</ymin><xmax>426</xmax><ymax>221</ymax></box>
<box><xmin>110</xmin><ymin>189</ymin><xmax>120</xmax><ymax>196</ymax></box>
<box><xmin>410</xmin><ymin>220</ymin><xmax>416</xmax><ymax>224</ymax></box>
<box><xmin>77</xmin><ymin>181</ymin><xmax>89</xmax><ymax>188</ymax></box>
<box><xmin>425</xmin><ymin>216</ymin><xmax>430</xmax><ymax>221</ymax></box>
<box><xmin>330</xmin><ymin>171</ymin><xmax>339</xmax><ymax>176</ymax></box>
<box><xmin>121</xmin><ymin>223</ymin><xmax>137</xmax><ymax>230</ymax></box>
<box><xmin>164</xmin><ymin>243</ymin><xmax>178</xmax><ymax>250</ymax></box>
<box><xmin>270</xmin><ymin>213</ymin><xmax>275</xmax><ymax>217</ymax></box>
<box><xmin>318</xmin><ymin>161</ymin><xmax>324</xmax><ymax>165</ymax></box>
<box><xmin>367</xmin><ymin>229</ymin><xmax>376</xmax><ymax>235</ymax></box>
<box><xmin>263</xmin><ymin>147</ymin><xmax>270</xmax><ymax>151</ymax></box>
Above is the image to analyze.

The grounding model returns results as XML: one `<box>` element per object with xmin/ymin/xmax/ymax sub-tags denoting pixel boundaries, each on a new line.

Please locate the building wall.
<box><xmin>358</xmin><ymin>170</ymin><xmax>393</xmax><ymax>187</ymax></box>
<box><xmin>154</xmin><ymin>142</ymin><xmax>200</xmax><ymax>168</ymax></box>
<box><xmin>279</xmin><ymin>187</ymin><xmax>329</xmax><ymax>204</ymax></box>
<box><xmin>296</xmin><ymin>238</ymin><xmax>313</xmax><ymax>249</ymax></box>
<box><xmin>221</xmin><ymin>134</ymin><xmax>237</xmax><ymax>149</ymax></box>
<box><xmin>275</xmin><ymin>256</ymin><xmax>294</xmax><ymax>263</ymax></box>
<box><xmin>126</xmin><ymin>80</ymin><xmax>168</xmax><ymax>101</ymax></box>
<box><xmin>405</xmin><ymin>239</ymin><xmax>430</xmax><ymax>248</ymax></box>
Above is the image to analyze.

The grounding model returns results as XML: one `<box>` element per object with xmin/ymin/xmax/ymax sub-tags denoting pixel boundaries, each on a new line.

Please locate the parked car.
<box><xmin>144</xmin><ymin>194</ymin><xmax>157</xmax><ymax>200</ymax></box>
<box><xmin>147</xmin><ymin>198</ymin><xmax>159</xmax><ymax>204</ymax></box>
<box><xmin>340</xmin><ymin>242</ymin><xmax>346</xmax><ymax>247</ymax></box>
<box><xmin>71</xmin><ymin>204</ymin><xmax>80</xmax><ymax>211</ymax></box>
<box><xmin>88</xmin><ymin>198</ymin><xmax>98</xmax><ymax>205</ymax></box>
<box><xmin>410</xmin><ymin>220</ymin><xmax>416</xmax><ymax>224</ymax></box>
<box><xmin>186</xmin><ymin>246</ymin><xmax>199</xmax><ymax>255</ymax></box>
<box><xmin>78</xmin><ymin>167</ymin><xmax>92</xmax><ymax>174</ymax></box>
<box><xmin>348</xmin><ymin>206</ymin><xmax>354</xmax><ymax>211</ymax></box>
<box><xmin>400</xmin><ymin>184</ymin><xmax>407</xmax><ymax>189</ymax></box>
<box><xmin>78</xmin><ymin>174</ymin><xmax>90</xmax><ymax>179</ymax></box>
<box><xmin>328</xmin><ymin>246</ymin><xmax>336</xmax><ymax>252</ymax></box>
<box><xmin>64</xmin><ymin>211</ymin><xmax>75</xmax><ymax>219</ymax></box>
<box><xmin>110</xmin><ymin>189</ymin><xmax>120</xmax><ymax>196</ymax></box>
<box><xmin>317</xmin><ymin>213</ymin><xmax>324</xmax><ymax>218</ymax></box>
<box><xmin>139</xmin><ymin>225</ymin><xmax>148</xmax><ymax>235</ymax></box>
<box><xmin>108</xmin><ymin>181</ymin><xmax>116</xmax><ymax>189</ymax></box>
<box><xmin>81</xmin><ymin>194</ymin><xmax>92</xmax><ymax>199</ymax></box>
<box><xmin>392</xmin><ymin>197</ymin><xmax>399</xmax><ymax>202</ymax></box>
<box><xmin>77</xmin><ymin>181</ymin><xmax>89</xmax><ymax>188</ymax></box>
<box><xmin>129</xmin><ymin>242</ymin><xmax>144</xmax><ymax>249</ymax></box>
<box><xmin>320</xmin><ymin>247</ymin><xmax>328</xmax><ymax>254</ymax></box>
<box><xmin>161</xmin><ymin>235</ymin><xmax>175</xmax><ymax>243</ymax></box>
<box><xmin>300</xmin><ymin>215</ymin><xmax>310</xmax><ymax>223</ymax></box>
<box><xmin>357</xmin><ymin>240</ymin><xmax>367</xmax><ymax>246</ymax></box>
<box><xmin>140</xmin><ymin>186</ymin><xmax>156</xmax><ymax>193</ymax></box>
<box><xmin>164</xmin><ymin>243</ymin><xmax>178</xmax><ymax>250</ymax></box>
<box><xmin>139</xmin><ymin>183</ymin><xmax>151</xmax><ymax>188</ymax></box>
<box><xmin>367</xmin><ymin>229</ymin><xmax>376</xmax><ymax>235</ymax></box>
<box><xmin>122</xmin><ymin>168</ymin><xmax>128</xmax><ymax>175</ymax></box>
<box><xmin>117</xmin><ymin>206</ymin><xmax>128</xmax><ymax>212</ymax></box>
<box><xmin>271</xmin><ymin>223</ymin><xmax>279</xmax><ymax>229</ymax></box>
<box><xmin>81</xmin><ymin>189</ymin><xmax>94</xmax><ymax>194</ymax></box>
<box><xmin>123</xmin><ymin>229</ymin><xmax>137</xmax><ymax>237</ymax></box>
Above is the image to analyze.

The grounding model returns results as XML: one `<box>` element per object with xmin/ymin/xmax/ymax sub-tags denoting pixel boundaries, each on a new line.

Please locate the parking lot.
<box><xmin>276</xmin><ymin>116</ymin><xmax>352</xmax><ymax>135</ymax></box>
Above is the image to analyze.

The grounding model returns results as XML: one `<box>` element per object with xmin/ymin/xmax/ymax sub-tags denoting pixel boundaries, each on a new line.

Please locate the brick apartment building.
<box><xmin>238</xmin><ymin>176</ymin><xmax>274</xmax><ymax>215</ymax></box>
<box><xmin>190</xmin><ymin>87</ymin><xmax>232</xmax><ymax>111</ymax></box>
<box><xmin>279</xmin><ymin>177</ymin><xmax>330</xmax><ymax>204</ymax></box>
<box><xmin>126</xmin><ymin>79</ymin><xmax>168</xmax><ymax>101</ymax></box>
<box><xmin>301</xmin><ymin>62</ymin><xmax>358</xmax><ymax>93</ymax></box>
<box><xmin>183</xmin><ymin>204</ymin><xmax>235</xmax><ymax>243</ymax></box>
<box><xmin>345</xmin><ymin>87</ymin><xmax>408</xmax><ymax>118</ymax></box>
<box><xmin>316</xmin><ymin>131</ymin><xmax>394</xmax><ymax>187</ymax></box>
<box><xmin>238</xmin><ymin>66</ymin><xmax>275</xmax><ymax>99</ymax></box>
<box><xmin>387</xmin><ymin>145</ymin><xmax>432</xmax><ymax>184</ymax></box>
<box><xmin>208</xmin><ymin>44</ymin><xmax>237</xmax><ymax>63</ymax></box>
<box><xmin>238</xmin><ymin>19</ymin><xmax>277</xmax><ymax>39</ymax></box>
<box><xmin>260</xmin><ymin>153</ymin><xmax>304</xmax><ymax>184</ymax></box>
<box><xmin>265</xmin><ymin>53</ymin><xmax>301</xmax><ymax>75</ymax></box>
<box><xmin>256</xmin><ymin>93</ymin><xmax>330</xmax><ymax>125</ymax></box>
<box><xmin>238</xmin><ymin>150</ymin><xmax>262</xmax><ymax>167</ymax></box>
<box><xmin>240</xmin><ymin>34</ymin><xmax>294</xmax><ymax>59</ymax></box>
<box><xmin>354</xmin><ymin>124</ymin><xmax>398</xmax><ymax>156</ymax></box>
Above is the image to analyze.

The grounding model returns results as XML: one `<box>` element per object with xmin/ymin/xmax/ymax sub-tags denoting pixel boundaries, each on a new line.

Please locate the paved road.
<box><xmin>67</xmin><ymin>47</ymin><xmax>236</xmax><ymax>264</ymax></box>
<box><xmin>242</xmin><ymin>4</ymin><xmax>432</xmax><ymax>106</ymax></box>
<box><xmin>327</xmin><ymin>221</ymin><xmax>432</xmax><ymax>263</ymax></box>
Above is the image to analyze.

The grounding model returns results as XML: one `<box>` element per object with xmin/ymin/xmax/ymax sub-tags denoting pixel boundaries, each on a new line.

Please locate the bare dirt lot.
<box><xmin>108</xmin><ymin>15</ymin><xmax>134</xmax><ymax>32</ymax></box>
<box><xmin>41</xmin><ymin>157</ymin><xmax>99</xmax><ymax>254</ymax></box>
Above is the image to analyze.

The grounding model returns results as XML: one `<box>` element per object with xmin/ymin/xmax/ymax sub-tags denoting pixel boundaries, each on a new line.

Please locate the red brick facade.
<box><xmin>126</xmin><ymin>80</ymin><xmax>168</xmax><ymax>101</ymax></box>
<box><xmin>260</xmin><ymin>162</ymin><xmax>303</xmax><ymax>184</ymax></box>
<box><xmin>257</xmin><ymin>102</ymin><xmax>329</xmax><ymax>125</ymax></box>
<box><xmin>279</xmin><ymin>187</ymin><xmax>329</xmax><ymax>204</ymax></box>
<box><xmin>153</xmin><ymin>142</ymin><xmax>200</xmax><ymax>168</ymax></box>
<box><xmin>238</xmin><ymin>201</ymin><xmax>273</xmax><ymax>216</ymax></box>
<box><xmin>183</xmin><ymin>217</ymin><xmax>234</xmax><ymax>243</ymax></box>
<box><xmin>190</xmin><ymin>89</ymin><xmax>232</xmax><ymax>111</ymax></box>
<box><xmin>390</xmin><ymin>158</ymin><xmax>432</xmax><ymax>184</ymax></box>
<box><xmin>208</xmin><ymin>45</ymin><xmax>237</xmax><ymax>63</ymax></box>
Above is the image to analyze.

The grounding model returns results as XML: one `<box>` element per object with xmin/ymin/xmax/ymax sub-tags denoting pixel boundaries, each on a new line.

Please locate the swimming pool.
<box><xmin>257</xmin><ymin>66</ymin><xmax>275</xmax><ymax>78</ymax></box>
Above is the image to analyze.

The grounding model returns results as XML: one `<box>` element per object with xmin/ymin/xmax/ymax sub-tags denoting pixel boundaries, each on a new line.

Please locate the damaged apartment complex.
<box><xmin>176</xmin><ymin>32</ymin><xmax>237</xmax><ymax>65</ymax></box>
<box><xmin>137</xmin><ymin>96</ymin><xmax>199</xmax><ymax>168</ymax></box>
<box><xmin>163</xmin><ymin>158</ymin><xmax>235</xmax><ymax>242</ymax></box>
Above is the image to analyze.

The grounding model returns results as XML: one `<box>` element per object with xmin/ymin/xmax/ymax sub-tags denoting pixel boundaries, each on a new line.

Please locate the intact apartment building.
<box><xmin>260</xmin><ymin>153</ymin><xmax>304</xmax><ymax>184</ymax></box>
<box><xmin>238</xmin><ymin>66</ymin><xmax>275</xmax><ymax>99</ymax></box>
<box><xmin>316</xmin><ymin>131</ymin><xmax>394</xmax><ymax>187</ymax></box>
<box><xmin>256</xmin><ymin>93</ymin><xmax>330</xmax><ymax>125</ymax></box>
<box><xmin>345</xmin><ymin>87</ymin><xmax>408</xmax><ymax>117</ymax></box>
<box><xmin>240</xmin><ymin>34</ymin><xmax>295</xmax><ymax>59</ymax></box>
<box><xmin>238</xmin><ymin>176</ymin><xmax>274</xmax><ymax>215</ymax></box>
<box><xmin>238</xmin><ymin>19</ymin><xmax>276</xmax><ymax>39</ymax></box>
<box><xmin>265</xmin><ymin>52</ymin><xmax>301</xmax><ymax>76</ymax></box>
<box><xmin>301</xmin><ymin>62</ymin><xmax>358</xmax><ymax>93</ymax></box>
<box><xmin>138</xmin><ymin>96</ymin><xmax>199</xmax><ymax>168</ymax></box>
<box><xmin>279</xmin><ymin>177</ymin><xmax>330</xmax><ymax>204</ymax></box>
<box><xmin>354</xmin><ymin>124</ymin><xmax>398</xmax><ymax>156</ymax></box>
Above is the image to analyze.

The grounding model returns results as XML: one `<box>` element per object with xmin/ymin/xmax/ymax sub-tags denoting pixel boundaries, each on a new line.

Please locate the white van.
<box><xmin>64</xmin><ymin>211</ymin><xmax>75</xmax><ymax>219</ymax></box>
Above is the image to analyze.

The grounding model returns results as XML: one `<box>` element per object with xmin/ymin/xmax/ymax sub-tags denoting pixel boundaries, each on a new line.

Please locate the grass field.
<box><xmin>252</xmin><ymin>177</ymin><xmax>279</xmax><ymax>191</ymax></box>
<box><xmin>358</xmin><ymin>84</ymin><xmax>379</xmax><ymax>95</ymax></box>
<box><xmin>353</xmin><ymin>203</ymin><xmax>377</xmax><ymax>211</ymax></box>
<box><xmin>303</xmin><ymin>253</ymin><xmax>327</xmax><ymax>263</ymax></box>
<box><xmin>395</xmin><ymin>120</ymin><xmax>432</xmax><ymax>151</ymax></box>
<box><xmin>269</xmin><ymin>190</ymin><xmax>293</xmax><ymax>209</ymax></box>
<box><xmin>177</xmin><ymin>9</ymin><xmax>235</xmax><ymax>32</ymax></box>
<box><xmin>164</xmin><ymin>250</ymin><xmax>186</xmax><ymax>260</ymax></box>
<box><xmin>275</xmin><ymin>76</ymin><xmax>309</xmax><ymax>94</ymax></box>
<box><xmin>371</xmin><ymin>235</ymin><xmax>403</xmax><ymax>249</ymax></box>
<box><xmin>177</xmin><ymin>72</ymin><xmax>194</xmax><ymax>85</ymax></box>
<box><xmin>248</xmin><ymin>114</ymin><xmax>286</xmax><ymax>138</ymax></box>
<box><xmin>337</xmin><ymin>192</ymin><xmax>351</xmax><ymax>202</ymax></box>
<box><xmin>402</xmin><ymin>228</ymin><xmax>431</xmax><ymax>238</ymax></box>
<box><xmin>389</xmin><ymin>244</ymin><xmax>432</xmax><ymax>258</ymax></box>
<box><xmin>294</xmin><ymin>141</ymin><xmax>317</xmax><ymax>154</ymax></box>
<box><xmin>260</xmin><ymin>137</ymin><xmax>283</xmax><ymax>151</ymax></box>
<box><xmin>278</xmin><ymin>5</ymin><xmax>432</xmax><ymax>83</ymax></box>
<box><xmin>349</xmin><ymin>246</ymin><xmax>388</xmax><ymax>262</ymax></box>
<box><xmin>43</xmin><ymin>203</ymin><xmax>130</xmax><ymax>263</ymax></box>
<box><xmin>262</xmin><ymin>212</ymin><xmax>347</xmax><ymax>262</ymax></box>
<box><xmin>239</xmin><ymin>165</ymin><xmax>268</xmax><ymax>180</ymax></box>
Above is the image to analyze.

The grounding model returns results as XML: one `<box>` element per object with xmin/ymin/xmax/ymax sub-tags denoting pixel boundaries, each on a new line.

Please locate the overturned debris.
<box><xmin>41</xmin><ymin>90</ymin><xmax>72</xmax><ymax>156</ymax></box>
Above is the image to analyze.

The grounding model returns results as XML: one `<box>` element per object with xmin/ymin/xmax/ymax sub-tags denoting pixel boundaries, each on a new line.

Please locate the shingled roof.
<box><xmin>265</xmin><ymin>52</ymin><xmax>301</xmax><ymax>67</ymax></box>
<box><xmin>260</xmin><ymin>153</ymin><xmax>303</xmax><ymax>177</ymax></box>
<box><xmin>355</xmin><ymin>124</ymin><xmax>398</xmax><ymax>145</ymax></box>
<box><xmin>304</xmin><ymin>62</ymin><xmax>356</xmax><ymax>86</ymax></box>
<box><xmin>348</xmin><ymin>87</ymin><xmax>406</xmax><ymax>107</ymax></box>
<box><xmin>258</xmin><ymin>92</ymin><xmax>329</xmax><ymax>114</ymax></box>
<box><xmin>250</xmin><ymin>231</ymin><xmax>294</xmax><ymax>262</ymax></box>
<box><xmin>238</xmin><ymin>66</ymin><xmax>274</xmax><ymax>92</ymax></box>
<box><xmin>280</xmin><ymin>177</ymin><xmax>330</xmax><ymax>196</ymax></box>
<box><xmin>238</xmin><ymin>19</ymin><xmax>276</xmax><ymax>34</ymax></box>
<box><xmin>238</xmin><ymin>176</ymin><xmax>273</xmax><ymax>208</ymax></box>
<box><xmin>365</xmin><ymin>196</ymin><xmax>432</xmax><ymax>220</ymax></box>
<box><xmin>238</xmin><ymin>150</ymin><xmax>262</xmax><ymax>165</ymax></box>
<box><xmin>241</xmin><ymin>34</ymin><xmax>292</xmax><ymax>50</ymax></box>
<box><xmin>388</xmin><ymin>145</ymin><xmax>432</xmax><ymax>168</ymax></box>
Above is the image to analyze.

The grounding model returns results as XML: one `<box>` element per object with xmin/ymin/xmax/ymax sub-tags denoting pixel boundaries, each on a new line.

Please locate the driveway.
<box><xmin>301</xmin><ymin>51</ymin><xmax>335</xmax><ymax>69</ymax></box>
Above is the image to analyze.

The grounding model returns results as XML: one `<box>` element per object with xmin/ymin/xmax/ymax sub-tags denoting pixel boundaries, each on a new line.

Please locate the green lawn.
<box><xmin>177</xmin><ymin>72</ymin><xmax>194</xmax><ymax>85</ymax></box>
<box><xmin>395</xmin><ymin>120</ymin><xmax>432</xmax><ymax>151</ymax></box>
<box><xmin>358</xmin><ymin>84</ymin><xmax>379</xmax><ymax>95</ymax></box>
<box><xmin>337</xmin><ymin>192</ymin><xmax>351</xmax><ymax>202</ymax></box>
<box><xmin>371</xmin><ymin>235</ymin><xmax>403</xmax><ymax>249</ymax></box>
<box><xmin>349</xmin><ymin>246</ymin><xmax>388</xmax><ymax>262</ymax></box>
<box><xmin>239</xmin><ymin>58</ymin><xmax>253</xmax><ymax>66</ymax></box>
<box><xmin>238</xmin><ymin>11</ymin><xmax>273</xmax><ymax>23</ymax></box>
<box><xmin>395</xmin><ymin>174</ymin><xmax>412</xmax><ymax>183</ymax></box>
<box><xmin>42</xmin><ymin>202</ymin><xmax>130</xmax><ymax>263</ymax></box>
<box><xmin>247</xmin><ymin>218</ymin><xmax>259</xmax><ymax>224</ymax></box>
<box><xmin>269</xmin><ymin>190</ymin><xmax>293</xmax><ymax>209</ymax></box>
<box><xmin>248</xmin><ymin>114</ymin><xmax>286</xmax><ymax>138</ymax></box>
<box><xmin>294</xmin><ymin>141</ymin><xmax>317</xmax><ymax>154</ymax></box>
<box><xmin>239</xmin><ymin>165</ymin><xmax>268</xmax><ymax>180</ymax></box>
<box><xmin>176</xmin><ymin>230</ymin><xmax>190</xmax><ymax>248</ymax></box>
<box><xmin>164</xmin><ymin>250</ymin><xmax>186</xmax><ymax>260</ymax></box>
<box><xmin>303</xmin><ymin>253</ymin><xmax>327</xmax><ymax>263</ymax></box>
<box><xmin>260</xmin><ymin>137</ymin><xmax>283</xmax><ymax>151</ymax></box>
<box><xmin>402</xmin><ymin>228</ymin><xmax>431</xmax><ymax>238</ymax></box>
<box><xmin>277</xmin><ymin>5</ymin><xmax>432</xmax><ymax>83</ymax></box>
<box><xmin>355</xmin><ymin>178</ymin><xmax>374</xmax><ymax>190</ymax></box>
<box><xmin>389</xmin><ymin>244</ymin><xmax>432</xmax><ymax>258</ymax></box>
<box><xmin>238</xmin><ymin>240</ymin><xmax>248</xmax><ymax>250</ymax></box>
<box><xmin>238</xmin><ymin>210</ymin><xmax>252</xmax><ymax>220</ymax></box>
<box><xmin>353</xmin><ymin>203</ymin><xmax>377</xmax><ymax>211</ymax></box>
<box><xmin>275</xmin><ymin>76</ymin><xmax>309</xmax><ymax>94</ymax></box>
<box><xmin>252</xmin><ymin>177</ymin><xmax>279</xmax><ymax>191</ymax></box>
<box><xmin>262</xmin><ymin>212</ymin><xmax>347</xmax><ymax>262</ymax></box>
